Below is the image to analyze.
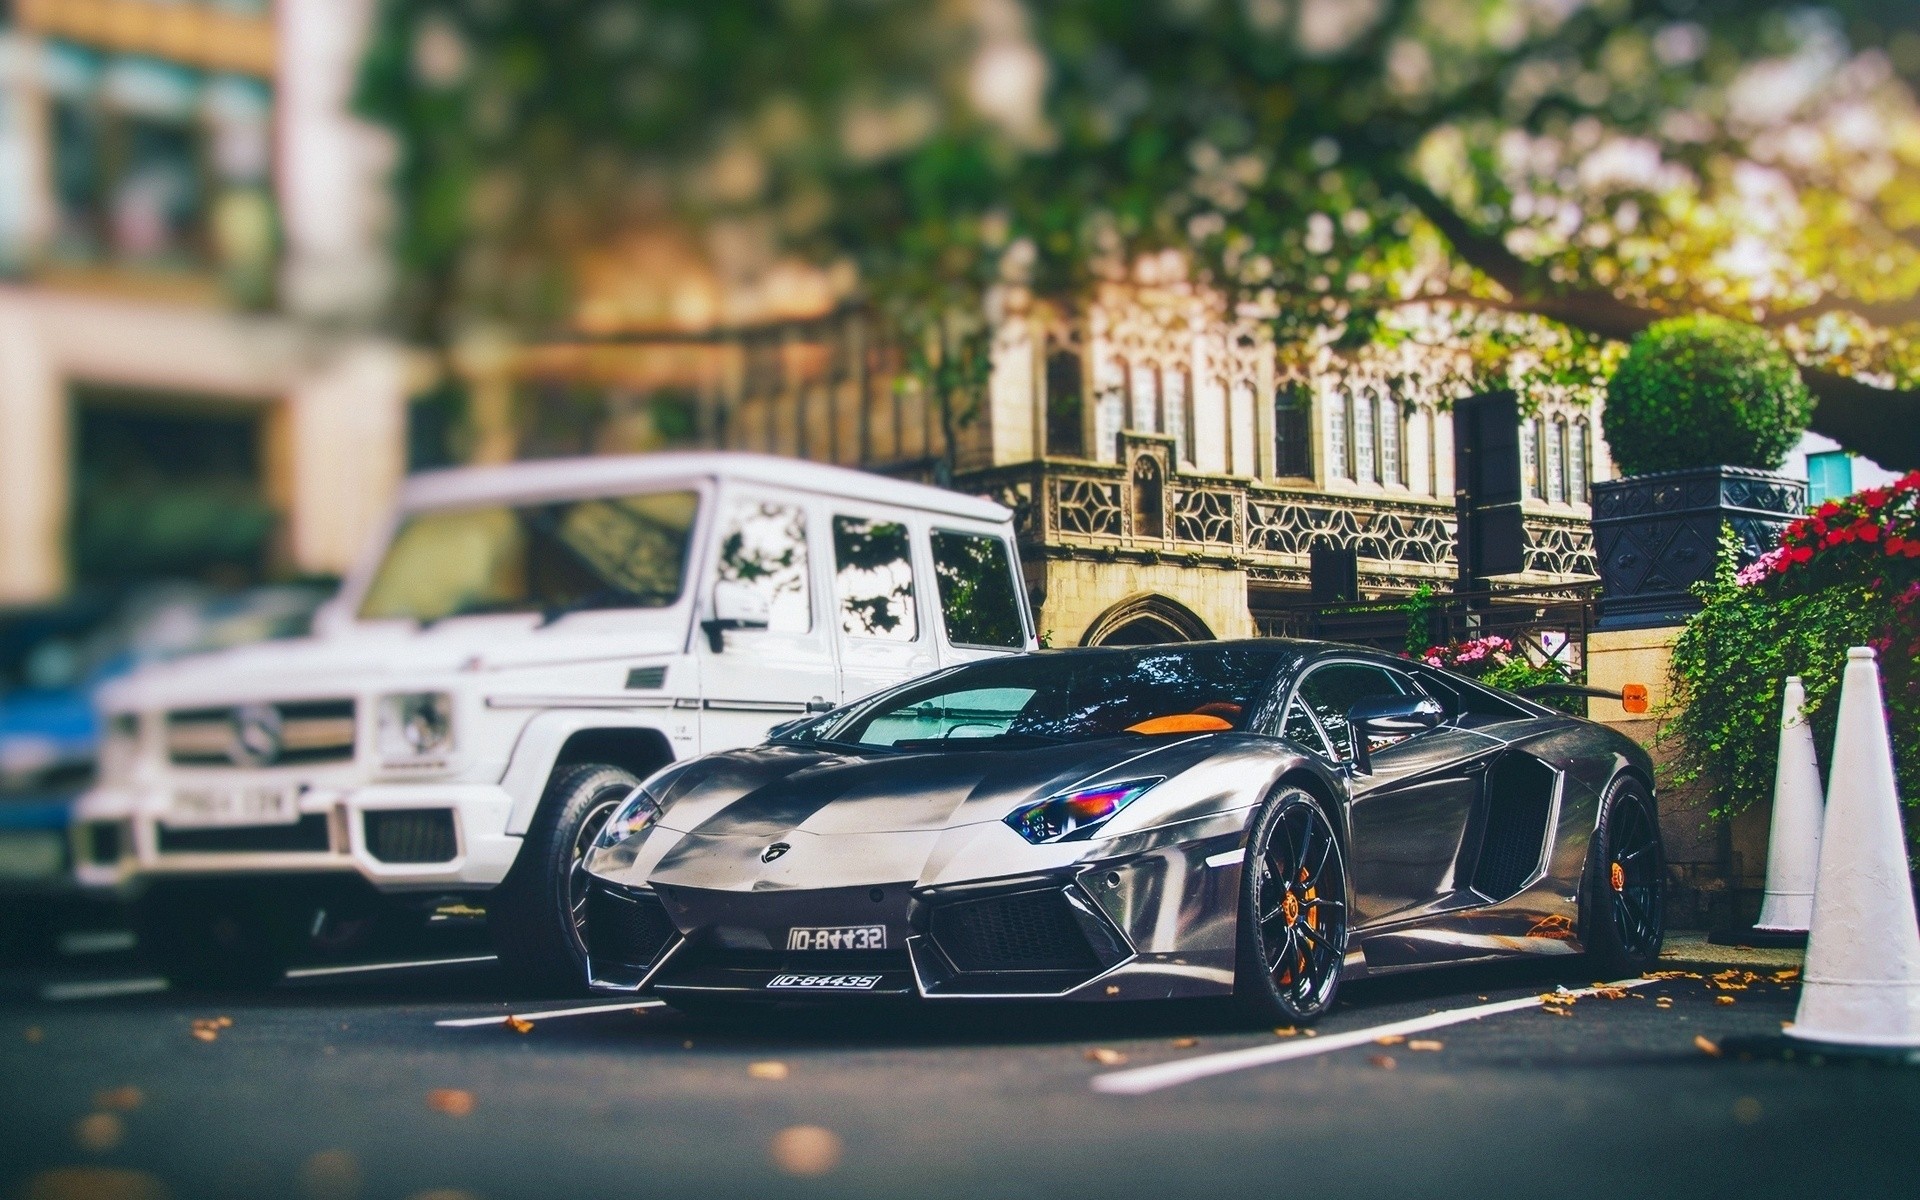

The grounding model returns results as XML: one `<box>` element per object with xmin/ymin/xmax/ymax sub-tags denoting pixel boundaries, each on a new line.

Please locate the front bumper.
<box><xmin>70</xmin><ymin>782</ymin><xmax>521</xmax><ymax>893</ymax></box>
<box><xmin>584</xmin><ymin>865</ymin><xmax>1237</xmax><ymax>1003</ymax></box>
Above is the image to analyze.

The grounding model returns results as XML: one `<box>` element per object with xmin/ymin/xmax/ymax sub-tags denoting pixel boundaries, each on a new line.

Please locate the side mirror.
<box><xmin>1346</xmin><ymin>695</ymin><xmax>1443</xmax><ymax>774</ymax></box>
<box><xmin>702</xmin><ymin>581</ymin><xmax>770</xmax><ymax>652</ymax></box>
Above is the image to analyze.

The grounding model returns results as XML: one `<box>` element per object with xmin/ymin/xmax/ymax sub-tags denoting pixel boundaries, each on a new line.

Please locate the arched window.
<box><xmin>1044</xmin><ymin>348</ymin><xmax>1084</xmax><ymax>458</ymax></box>
<box><xmin>1570</xmin><ymin>418</ymin><xmax>1591</xmax><ymax>503</ymax></box>
<box><xmin>1128</xmin><ymin>360</ymin><xmax>1159</xmax><ymax>433</ymax></box>
<box><xmin>1131</xmin><ymin>456</ymin><xmax>1165</xmax><ymax>539</ymax></box>
<box><xmin>1378</xmin><ymin>393</ymin><xmax>1403</xmax><ymax>487</ymax></box>
<box><xmin>1353</xmin><ymin>390</ymin><xmax>1376</xmax><ymax>485</ymax></box>
<box><xmin>1327</xmin><ymin>389</ymin><xmax>1349</xmax><ymax>480</ymax></box>
<box><xmin>1274</xmin><ymin>384</ymin><xmax>1313</xmax><ymax>478</ymax></box>
<box><xmin>1171</xmin><ymin>368</ymin><xmax>1195</xmax><ymax>466</ymax></box>
<box><xmin>1521</xmin><ymin>417</ymin><xmax>1542</xmax><ymax>500</ymax></box>
<box><xmin>1546</xmin><ymin>415</ymin><xmax>1567</xmax><ymax>504</ymax></box>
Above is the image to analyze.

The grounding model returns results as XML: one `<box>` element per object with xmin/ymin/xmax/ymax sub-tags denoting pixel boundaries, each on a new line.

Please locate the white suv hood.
<box><xmin>98</xmin><ymin>616</ymin><xmax>688</xmax><ymax>712</ymax></box>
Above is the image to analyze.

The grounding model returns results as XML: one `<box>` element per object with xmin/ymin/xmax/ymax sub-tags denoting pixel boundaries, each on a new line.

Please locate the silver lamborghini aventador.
<box><xmin>580</xmin><ymin>641</ymin><xmax>1665</xmax><ymax>1022</ymax></box>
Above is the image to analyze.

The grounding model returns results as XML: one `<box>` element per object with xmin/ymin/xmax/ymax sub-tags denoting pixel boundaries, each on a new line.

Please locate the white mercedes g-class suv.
<box><xmin>72</xmin><ymin>453</ymin><xmax>1034</xmax><ymax>989</ymax></box>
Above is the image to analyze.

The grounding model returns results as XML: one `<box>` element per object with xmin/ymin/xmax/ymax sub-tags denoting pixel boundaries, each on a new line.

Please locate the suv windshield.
<box><xmin>798</xmin><ymin>644</ymin><xmax>1297</xmax><ymax>750</ymax></box>
<box><xmin>358</xmin><ymin>490</ymin><xmax>700</xmax><ymax>623</ymax></box>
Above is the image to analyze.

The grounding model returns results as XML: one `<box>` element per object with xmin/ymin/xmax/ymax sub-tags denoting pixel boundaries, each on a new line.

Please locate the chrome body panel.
<box><xmin>583</xmin><ymin>640</ymin><xmax>1658</xmax><ymax>1004</ymax></box>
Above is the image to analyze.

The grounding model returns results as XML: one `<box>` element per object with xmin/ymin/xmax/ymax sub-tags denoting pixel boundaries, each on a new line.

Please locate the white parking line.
<box><xmin>285</xmin><ymin>954</ymin><xmax>497</xmax><ymax>979</ymax></box>
<box><xmin>1090</xmin><ymin>977</ymin><xmax>1658</xmax><ymax>1095</ymax></box>
<box><xmin>436</xmin><ymin>1000</ymin><xmax>669</xmax><ymax>1027</ymax></box>
<box><xmin>43</xmin><ymin>977</ymin><xmax>169</xmax><ymax>1002</ymax></box>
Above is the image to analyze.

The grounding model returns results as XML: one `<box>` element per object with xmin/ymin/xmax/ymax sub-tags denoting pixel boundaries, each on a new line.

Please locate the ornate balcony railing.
<box><xmin>961</xmin><ymin>438</ymin><xmax>1597</xmax><ymax>592</ymax></box>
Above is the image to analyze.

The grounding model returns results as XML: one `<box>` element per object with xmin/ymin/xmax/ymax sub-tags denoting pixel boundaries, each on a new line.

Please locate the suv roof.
<box><xmin>400</xmin><ymin>452</ymin><xmax>1010</xmax><ymax>522</ymax></box>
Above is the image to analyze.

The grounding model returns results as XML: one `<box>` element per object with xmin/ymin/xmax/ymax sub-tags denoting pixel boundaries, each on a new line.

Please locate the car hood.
<box><xmin>653</xmin><ymin>737</ymin><xmax>1194</xmax><ymax>839</ymax></box>
<box><xmin>95</xmin><ymin>618</ymin><xmax>687</xmax><ymax>711</ymax></box>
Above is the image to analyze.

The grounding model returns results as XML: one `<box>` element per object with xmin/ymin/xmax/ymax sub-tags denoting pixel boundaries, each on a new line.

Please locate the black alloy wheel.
<box><xmin>567</xmin><ymin>790</ymin><xmax>626</xmax><ymax>944</ymax></box>
<box><xmin>1237</xmin><ymin>788</ymin><xmax>1350</xmax><ymax>1023</ymax></box>
<box><xmin>1583</xmin><ymin>778</ymin><xmax>1666</xmax><ymax>976</ymax></box>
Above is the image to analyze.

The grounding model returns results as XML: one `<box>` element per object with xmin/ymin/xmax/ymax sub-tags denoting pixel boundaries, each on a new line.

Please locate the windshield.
<box><xmin>358</xmin><ymin>490</ymin><xmax>700</xmax><ymax>623</ymax></box>
<box><xmin>799</xmin><ymin>645</ymin><xmax>1296</xmax><ymax>750</ymax></box>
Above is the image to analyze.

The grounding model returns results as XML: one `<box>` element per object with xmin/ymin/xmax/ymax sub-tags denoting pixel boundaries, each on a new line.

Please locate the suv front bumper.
<box><xmin>72</xmin><ymin>782</ymin><xmax>522</xmax><ymax>893</ymax></box>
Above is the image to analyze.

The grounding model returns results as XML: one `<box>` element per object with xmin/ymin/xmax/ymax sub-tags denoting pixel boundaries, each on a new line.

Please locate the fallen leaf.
<box><xmin>1733</xmin><ymin>1096</ymin><xmax>1762</xmax><ymax>1125</ymax></box>
<box><xmin>1716</xmin><ymin>995</ymin><xmax>1736</xmax><ymax>1006</ymax></box>
<box><xmin>1104</xmin><ymin>985</ymin><xmax>1121</xmax><ymax>996</ymax></box>
<box><xmin>682</xmin><ymin>1040</ymin><xmax>694</xmax><ymax>1050</ymax></box>
<box><xmin>1408</xmin><ymin>1040</ymin><xmax>1443</xmax><ymax>1052</ymax></box>
<box><xmin>93</xmin><ymin>1087</ymin><xmax>143</xmax><ymax>1113</ymax></box>
<box><xmin>1773</xmin><ymin>968</ymin><xmax>1801</xmax><ymax>982</ymax></box>
<box><xmin>1374</xmin><ymin>1034</ymin><xmax>1406</xmax><ymax>1046</ymax></box>
<box><xmin>1476</xmin><ymin>996</ymin><xmax>1489</xmax><ymax>1001</ymax></box>
<box><xmin>1273</xmin><ymin>1026</ymin><xmax>1298</xmax><ymax>1037</ymax></box>
<box><xmin>1303</xmin><ymin>1029</ymin><xmax>1318</xmax><ymax>1037</ymax></box>
<box><xmin>1655</xmin><ymin>998</ymin><xmax>1674</xmax><ymax>1008</ymax></box>
<box><xmin>769</xmin><ymin>1125</ymin><xmax>842</xmax><ymax>1177</ymax></box>
<box><xmin>426</xmin><ymin>1089</ymin><xmax>474</xmax><ymax>1117</ymax></box>
<box><xmin>1694</xmin><ymin>1035</ymin><xmax>1722</xmax><ymax>1058</ymax></box>
<box><xmin>1171</xmin><ymin>1037</ymin><xmax>1198</xmax><ymax>1049</ymax></box>
<box><xmin>1368</xmin><ymin>1054</ymin><xmax>1397</xmax><ymax>1070</ymax></box>
<box><xmin>214</xmin><ymin>1016</ymin><xmax>233</xmax><ymax>1028</ymax></box>
<box><xmin>297</xmin><ymin>1149</ymin><xmax>362</xmax><ymax>1200</ymax></box>
<box><xmin>748</xmin><ymin>1060</ymin><xmax>790</xmax><ymax>1080</ymax></box>
<box><xmin>73</xmin><ymin>1112</ymin><xmax>124</xmax><ymax>1154</ymax></box>
<box><xmin>1593</xmin><ymin>987</ymin><xmax>1630</xmax><ymax>1000</ymax></box>
<box><xmin>503</xmin><ymin>1016</ymin><xmax>534</xmax><ymax>1034</ymax></box>
<box><xmin>24</xmin><ymin>1026</ymin><xmax>43</xmax><ymax>1044</ymax></box>
<box><xmin>190</xmin><ymin>1028</ymin><xmax>217</xmax><ymax>1043</ymax></box>
<box><xmin>1085</xmin><ymin>1048</ymin><xmax>1127</xmax><ymax>1066</ymax></box>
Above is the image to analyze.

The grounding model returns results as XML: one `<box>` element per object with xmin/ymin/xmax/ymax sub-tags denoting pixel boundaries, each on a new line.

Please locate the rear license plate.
<box><xmin>168</xmin><ymin>786</ymin><xmax>299</xmax><ymax>828</ymax></box>
<box><xmin>767</xmin><ymin>973</ymin><xmax>884</xmax><ymax>990</ymax></box>
<box><xmin>786</xmin><ymin>924</ymin><xmax>887</xmax><ymax>952</ymax></box>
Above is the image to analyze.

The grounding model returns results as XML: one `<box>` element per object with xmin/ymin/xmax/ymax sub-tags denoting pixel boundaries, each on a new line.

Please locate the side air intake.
<box><xmin>1472</xmin><ymin>753</ymin><xmax>1560</xmax><ymax>901</ymax></box>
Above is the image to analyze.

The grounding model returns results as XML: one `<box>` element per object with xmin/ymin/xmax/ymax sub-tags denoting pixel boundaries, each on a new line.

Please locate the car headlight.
<box><xmin>377</xmin><ymin>692</ymin><xmax>454</xmax><ymax>759</ymax></box>
<box><xmin>595</xmin><ymin>783</ymin><xmax>665</xmax><ymax>849</ymax></box>
<box><xmin>1004</xmin><ymin>778</ymin><xmax>1163</xmax><ymax>844</ymax></box>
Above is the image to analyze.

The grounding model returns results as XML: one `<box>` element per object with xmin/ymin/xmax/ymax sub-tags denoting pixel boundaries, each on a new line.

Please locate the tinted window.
<box><xmin>1296</xmin><ymin>663</ymin><xmax>1409</xmax><ymax>760</ymax></box>
<box><xmin>833</xmin><ymin>517</ymin><xmax>918</xmax><ymax>641</ymax></box>
<box><xmin>931</xmin><ymin>530</ymin><xmax>1024</xmax><ymax>649</ymax></box>
<box><xmin>359</xmin><ymin>491</ymin><xmax>699</xmax><ymax>623</ymax></box>
<box><xmin>807</xmin><ymin>645</ymin><xmax>1293</xmax><ymax>750</ymax></box>
<box><xmin>717</xmin><ymin>499</ymin><xmax>811</xmax><ymax>634</ymax></box>
<box><xmin>1281</xmin><ymin>699</ymin><xmax>1330</xmax><ymax>757</ymax></box>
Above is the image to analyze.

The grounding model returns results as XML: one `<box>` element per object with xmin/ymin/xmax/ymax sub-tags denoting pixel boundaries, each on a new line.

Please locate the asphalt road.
<box><xmin>2</xmin><ymin>937</ymin><xmax>1914</xmax><ymax>1200</ymax></box>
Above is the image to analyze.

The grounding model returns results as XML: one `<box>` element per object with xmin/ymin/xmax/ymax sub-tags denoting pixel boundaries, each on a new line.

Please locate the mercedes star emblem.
<box><xmin>228</xmin><ymin>702</ymin><xmax>285</xmax><ymax>768</ymax></box>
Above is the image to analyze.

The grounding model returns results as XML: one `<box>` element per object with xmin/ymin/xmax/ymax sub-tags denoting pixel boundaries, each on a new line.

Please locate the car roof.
<box><xmin>398</xmin><ymin>452</ymin><xmax>1011</xmax><ymax>522</ymax></box>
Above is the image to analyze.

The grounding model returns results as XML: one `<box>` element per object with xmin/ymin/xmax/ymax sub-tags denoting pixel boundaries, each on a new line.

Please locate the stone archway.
<box><xmin>1080</xmin><ymin>593</ymin><xmax>1215</xmax><ymax>646</ymax></box>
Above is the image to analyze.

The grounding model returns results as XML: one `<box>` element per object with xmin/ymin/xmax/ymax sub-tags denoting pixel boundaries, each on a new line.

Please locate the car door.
<box><xmin>828</xmin><ymin>509</ymin><xmax>937</xmax><ymax>703</ymax></box>
<box><xmin>695</xmin><ymin>489</ymin><xmax>838</xmax><ymax>753</ymax></box>
<box><xmin>1290</xmin><ymin>660</ymin><xmax>1496</xmax><ymax>927</ymax></box>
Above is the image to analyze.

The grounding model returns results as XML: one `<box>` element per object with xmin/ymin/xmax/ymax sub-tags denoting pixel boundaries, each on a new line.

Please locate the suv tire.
<box><xmin>489</xmin><ymin>762</ymin><xmax>641</xmax><ymax>994</ymax></box>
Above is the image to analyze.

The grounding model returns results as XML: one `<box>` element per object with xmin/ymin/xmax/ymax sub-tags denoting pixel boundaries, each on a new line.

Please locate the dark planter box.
<box><xmin>1592</xmin><ymin>466</ymin><xmax>1805</xmax><ymax>630</ymax></box>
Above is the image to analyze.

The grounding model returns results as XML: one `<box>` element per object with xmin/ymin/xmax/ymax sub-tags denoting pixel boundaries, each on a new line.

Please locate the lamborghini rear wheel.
<box><xmin>1236</xmin><ymin>787</ymin><xmax>1349</xmax><ymax>1024</ymax></box>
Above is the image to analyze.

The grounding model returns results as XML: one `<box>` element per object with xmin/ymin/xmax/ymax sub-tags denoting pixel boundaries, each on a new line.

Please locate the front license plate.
<box><xmin>168</xmin><ymin>786</ymin><xmax>299</xmax><ymax>828</ymax></box>
<box><xmin>786</xmin><ymin>924</ymin><xmax>887</xmax><ymax>952</ymax></box>
<box><xmin>767</xmin><ymin>973</ymin><xmax>884</xmax><ymax>991</ymax></box>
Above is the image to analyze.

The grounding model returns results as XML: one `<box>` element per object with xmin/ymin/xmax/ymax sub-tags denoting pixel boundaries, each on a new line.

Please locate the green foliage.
<box><xmin>1401</xmin><ymin>584</ymin><xmax>1445</xmax><ymax>658</ymax></box>
<box><xmin>1665</xmin><ymin>528</ymin><xmax>1920</xmax><ymax>861</ymax></box>
<box><xmin>1604</xmin><ymin>316</ymin><xmax>1815</xmax><ymax>475</ymax></box>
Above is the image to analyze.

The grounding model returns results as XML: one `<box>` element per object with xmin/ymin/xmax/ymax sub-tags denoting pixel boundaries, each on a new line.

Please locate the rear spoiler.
<box><xmin>1516</xmin><ymin>683</ymin><xmax>1649</xmax><ymax>714</ymax></box>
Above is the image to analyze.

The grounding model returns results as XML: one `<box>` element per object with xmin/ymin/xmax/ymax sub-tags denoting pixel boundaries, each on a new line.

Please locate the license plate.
<box><xmin>168</xmin><ymin>786</ymin><xmax>299</xmax><ymax>828</ymax></box>
<box><xmin>767</xmin><ymin>973</ymin><xmax>884</xmax><ymax>990</ymax></box>
<box><xmin>786</xmin><ymin>924</ymin><xmax>887</xmax><ymax>952</ymax></box>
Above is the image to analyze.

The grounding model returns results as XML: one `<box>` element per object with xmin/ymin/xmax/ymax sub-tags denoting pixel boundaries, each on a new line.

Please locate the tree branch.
<box><xmin>1761</xmin><ymin>294</ymin><xmax>1920</xmax><ymax>329</ymax></box>
<box><xmin>1386</xmin><ymin>172</ymin><xmax>1920</xmax><ymax>468</ymax></box>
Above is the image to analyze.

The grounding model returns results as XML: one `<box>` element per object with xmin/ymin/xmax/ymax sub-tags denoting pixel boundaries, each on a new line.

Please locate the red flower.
<box><xmin>1788</xmin><ymin>546</ymin><xmax>1814</xmax><ymax>563</ymax></box>
<box><xmin>1816</xmin><ymin>500</ymin><xmax>1843</xmax><ymax>519</ymax></box>
<box><xmin>1857</xmin><ymin>521</ymin><xmax>1882</xmax><ymax>543</ymax></box>
<box><xmin>1863</xmin><ymin>488</ymin><xmax>1892</xmax><ymax>510</ymax></box>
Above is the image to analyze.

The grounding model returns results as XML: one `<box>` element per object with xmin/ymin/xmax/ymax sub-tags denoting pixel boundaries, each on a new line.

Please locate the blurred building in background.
<box><xmin>454</xmin><ymin>249</ymin><xmax>1604</xmax><ymax>649</ymax></box>
<box><xmin>0</xmin><ymin>0</ymin><xmax>408</xmax><ymax>608</ymax></box>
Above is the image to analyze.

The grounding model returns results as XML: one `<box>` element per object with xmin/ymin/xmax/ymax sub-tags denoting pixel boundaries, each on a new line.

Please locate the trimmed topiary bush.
<box><xmin>1603</xmin><ymin>315</ymin><xmax>1814</xmax><ymax>476</ymax></box>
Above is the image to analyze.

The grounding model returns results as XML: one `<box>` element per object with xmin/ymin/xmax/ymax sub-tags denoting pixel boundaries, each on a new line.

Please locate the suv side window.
<box><xmin>1296</xmin><ymin>663</ymin><xmax>1410</xmax><ymax>761</ymax></box>
<box><xmin>930</xmin><ymin>529</ymin><xmax>1024</xmax><ymax>649</ymax></box>
<box><xmin>718</xmin><ymin>499</ymin><xmax>812</xmax><ymax>633</ymax></box>
<box><xmin>832</xmin><ymin>516</ymin><xmax>918</xmax><ymax>641</ymax></box>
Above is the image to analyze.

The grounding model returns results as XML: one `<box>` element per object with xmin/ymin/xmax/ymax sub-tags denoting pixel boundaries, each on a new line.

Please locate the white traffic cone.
<box><xmin>1754</xmin><ymin>676</ymin><xmax>1824</xmax><ymax>934</ymax></box>
<box><xmin>1786</xmin><ymin>647</ymin><xmax>1920</xmax><ymax>1051</ymax></box>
